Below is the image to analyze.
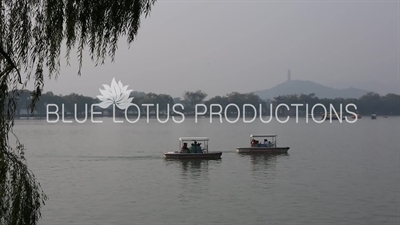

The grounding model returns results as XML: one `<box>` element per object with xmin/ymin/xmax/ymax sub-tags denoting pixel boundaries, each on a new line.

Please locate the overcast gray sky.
<box><xmin>36</xmin><ymin>0</ymin><xmax>399</xmax><ymax>98</ymax></box>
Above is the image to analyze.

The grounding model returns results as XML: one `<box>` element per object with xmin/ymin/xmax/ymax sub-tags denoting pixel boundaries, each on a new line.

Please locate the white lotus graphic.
<box><xmin>97</xmin><ymin>78</ymin><xmax>134</xmax><ymax>110</ymax></box>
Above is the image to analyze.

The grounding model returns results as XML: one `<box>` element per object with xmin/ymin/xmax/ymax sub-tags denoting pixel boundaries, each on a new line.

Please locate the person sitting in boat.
<box><xmin>197</xmin><ymin>143</ymin><xmax>203</xmax><ymax>153</ymax></box>
<box><xmin>189</xmin><ymin>143</ymin><xmax>196</xmax><ymax>153</ymax></box>
<box><xmin>252</xmin><ymin>139</ymin><xmax>260</xmax><ymax>147</ymax></box>
<box><xmin>251</xmin><ymin>139</ymin><xmax>255</xmax><ymax>147</ymax></box>
<box><xmin>181</xmin><ymin>143</ymin><xmax>189</xmax><ymax>153</ymax></box>
<box><xmin>264</xmin><ymin>139</ymin><xmax>269</xmax><ymax>146</ymax></box>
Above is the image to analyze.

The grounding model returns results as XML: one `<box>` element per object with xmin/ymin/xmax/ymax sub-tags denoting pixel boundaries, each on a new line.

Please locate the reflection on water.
<box><xmin>180</xmin><ymin>159</ymin><xmax>205</xmax><ymax>171</ymax></box>
<box><xmin>15</xmin><ymin>118</ymin><xmax>400</xmax><ymax>225</ymax></box>
<box><xmin>239</xmin><ymin>153</ymin><xmax>289</xmax><ymax>172</ymax></box>
<box><xmin>164</xmin><ymin>159</ymin><xmax>222</xmax><ymax>195</ymax></box>
<box><xmin>164</xmin><ymin>158</ymin><xmax>221</xmax><ymax>174</ymax></box>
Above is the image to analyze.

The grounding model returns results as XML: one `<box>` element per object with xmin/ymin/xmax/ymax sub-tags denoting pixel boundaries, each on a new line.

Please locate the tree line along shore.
<box><xmin>5</xmin><ymin>90</ymin><xmax>400</xmax><ymax>118</ymax></box>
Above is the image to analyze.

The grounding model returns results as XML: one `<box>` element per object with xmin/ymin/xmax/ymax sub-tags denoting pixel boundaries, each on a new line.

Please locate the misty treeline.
<box><xmin>8</xmin><ymin>90</ymin><xmax>400</xmax><ymax>116</ymax></box>
<box><xmin>272</xmin><ymin>92</ymin><xmax>400</xmax><ymax>115</ymax></box>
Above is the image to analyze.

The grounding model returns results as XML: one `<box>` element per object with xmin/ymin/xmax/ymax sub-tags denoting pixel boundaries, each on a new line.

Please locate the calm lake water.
<box><xmin>12</xmin><ymin>116</ymin><xmax>400</xmax><ymax>225</ymax></box>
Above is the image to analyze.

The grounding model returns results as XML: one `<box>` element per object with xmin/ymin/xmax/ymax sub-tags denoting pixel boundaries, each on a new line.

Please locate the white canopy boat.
<box><xmin>236</xmin><ymin>134</ymin><xmax>290</xmax><ymax>154</ymax></box>
<box><xmin>163</xmin><ymin>137</ymin><xmax>222</xmax><ymax>159</ymax></box>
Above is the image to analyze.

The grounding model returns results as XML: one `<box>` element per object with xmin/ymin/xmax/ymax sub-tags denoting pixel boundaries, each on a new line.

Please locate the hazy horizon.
<box><xmin>20</xmin><ymin>77</ymin><xmax>399</xmax><ymax>99</ymax></box>
<box><xmin>23</xmin><ymin>0</ymin><xmax>398</xmax><ymax>98</ymax></box>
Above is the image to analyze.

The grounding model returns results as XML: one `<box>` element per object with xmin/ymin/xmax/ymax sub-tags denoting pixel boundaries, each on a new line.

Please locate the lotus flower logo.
<box><xmin>97</xmin><ymin>78</ymin><xmax>134</xmax><ymax>109</ymax></box>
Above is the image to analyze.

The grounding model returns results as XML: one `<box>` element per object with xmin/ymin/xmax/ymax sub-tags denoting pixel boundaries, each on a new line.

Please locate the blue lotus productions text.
<box><xmin>46</xmin><ymin>103</ymin><xmax>359</xmax><ymax>124</ymax></box>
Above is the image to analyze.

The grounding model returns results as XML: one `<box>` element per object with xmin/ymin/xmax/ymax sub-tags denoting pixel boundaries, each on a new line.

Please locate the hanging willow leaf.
<box><xmin>0</xmin><ymin>0</ymin><xmax>157</xmax><ymax>224</ymax></box>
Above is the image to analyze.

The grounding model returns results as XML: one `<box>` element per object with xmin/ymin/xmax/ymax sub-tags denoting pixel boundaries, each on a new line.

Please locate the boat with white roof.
<box><xmin>236</xmin><ymin>134</ymin><xmax>290</xmax><ymax>154</ymax></box>
<box><xmin>163</xmin><ymin>137</ymin><xmax>222</xmax><ymax>159</ymax></box>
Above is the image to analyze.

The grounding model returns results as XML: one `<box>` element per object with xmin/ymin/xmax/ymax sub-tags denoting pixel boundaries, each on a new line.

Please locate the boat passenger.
<box><xmin>189</xmin><ymin>143</ymin><xmax>196</xmax><ymax>153</ymax></box>
<box><xmin>181</xmin><ymin>143</ymin><xmax>189</xmax><ymax>153</ymax></box>
<box><xmin>264</xmin><ymin>139</ymin><xmax>268</xmax><ymax>146</ymax></box>
<box><xmin>196</xmin><ymin>143</ymin><xmax>202</xmax><ymax>153</ymax></box>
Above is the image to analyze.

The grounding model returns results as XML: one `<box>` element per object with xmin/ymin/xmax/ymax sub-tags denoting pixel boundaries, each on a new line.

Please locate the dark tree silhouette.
<box><xmin>0</xmin><ymin>0</ymin><xmax>156</xmax><ymax>224</ymax></box>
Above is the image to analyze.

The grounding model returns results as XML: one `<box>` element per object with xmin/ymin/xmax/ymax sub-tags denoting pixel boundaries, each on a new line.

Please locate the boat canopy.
<box><xmin>179</xmin><ymin>137</ymin><xmax>209</xmax><ymax>141</ymax></box>
<box><xmin>250</xmin><ymin>134</ymin><xmax>277</xmax><ymax>138</ymax></box>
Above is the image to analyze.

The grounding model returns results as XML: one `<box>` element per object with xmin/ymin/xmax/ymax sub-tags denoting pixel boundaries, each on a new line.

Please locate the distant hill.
<box><xmin>254</xmin><ymin>80</ymin><xmax>370</xmax><ymax>99</ymax></box>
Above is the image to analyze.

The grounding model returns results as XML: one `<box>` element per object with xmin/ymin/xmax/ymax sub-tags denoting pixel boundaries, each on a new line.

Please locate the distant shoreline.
<box><xmin>13</xmin><ymin>114</ymin><xmax>392</xmax><ymax>120</ymax></box>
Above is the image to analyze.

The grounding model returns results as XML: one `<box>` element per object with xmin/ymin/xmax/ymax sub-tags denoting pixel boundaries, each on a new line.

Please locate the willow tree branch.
<box><xmin>0</xmin><ymin>44</ymin><xmax>22</xmax><ymax>84</ymax></box>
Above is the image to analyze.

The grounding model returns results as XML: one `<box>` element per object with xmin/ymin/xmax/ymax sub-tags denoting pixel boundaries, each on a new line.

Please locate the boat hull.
<box><xmin>163</xmin><ymin>152</ymin><xmax>222</xmax><ymax>159</ymax></box>
<box><xmin>236</xmin><ymin>147</ymin><xmax>290</xmax><ymax>154</ymax></box>
<box><xmin>322</xmin><ymin>117</ymin><xmax>342</xmax><ymax>121</ymax></box>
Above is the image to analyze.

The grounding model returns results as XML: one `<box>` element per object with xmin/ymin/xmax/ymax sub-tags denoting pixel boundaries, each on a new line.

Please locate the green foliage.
<box><xmin>0</xmin><ymin>141</ymin><xmax>47</xmax><ymax>225</ymax></box>
<box><xmin>1</xmin><ymin>0</ymin><xmax>156</xmax><ymax>224</ymax></box>
<box><xmin>270</xmin><ymin>92</ymin><xmax>400</xmax><ymax>115</ymax></box>
<box><xmin>182</xmin><ymin>90</ymin><xmax>208</xmax><ymax>112</ymax></box>
<box><xmin>9</xmin><ymin>90</ymin><xmax>400</xmax><ymax>117</ymax></box>
<box><xmin>183</xmin><ymin>90</ymin><xmax>208</xmax><ymax>106</ymax></box>
<box><xmin>205</xmin><ymin>92</ymin><xmax>267</xmax><ymax>116</ymax></box>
